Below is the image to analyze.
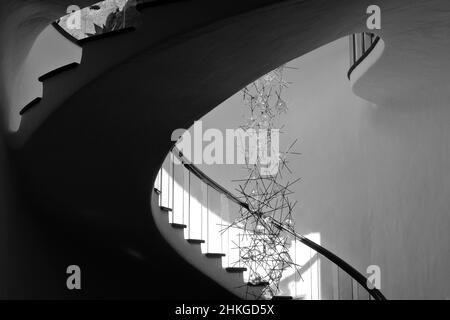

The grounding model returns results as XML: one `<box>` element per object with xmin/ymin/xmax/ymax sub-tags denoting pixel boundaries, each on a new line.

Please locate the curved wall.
<box><xmin>198</xmin><ymin>37</ymin><xmax>450</xmax><ymax>299</ymax></box>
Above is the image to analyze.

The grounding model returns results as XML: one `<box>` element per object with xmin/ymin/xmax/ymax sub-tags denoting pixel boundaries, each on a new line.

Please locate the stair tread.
<box><xmin>247</xmin><ymin>281</ymin><xmax>270</xmax><ymax>287</ymax></box>
<box><xmin>38</xmin><ymin>62</ymin><xmax>79</xmax><ymax>82</ymax></box>
<box><xmin>19</xmin><ymin>97</ymin><xmax>42</xmax><ymax>115</ymax></box>
<box><xmin>205</xmin><ymin>253</ymin><xmax>226</xmax><ymax>258</ymax></box>
<box><xmin>136</xmin><ymin>0</ymin><xmax>182</xmax><ymax>10</ymax></box>
<box><xmin>170</xmin><ymin>223</ymin><xmax>187</xmax><ymax>229</ymax></box>
<box><xmin>187</xmin><ymin>239</ymin><xmax>205</xmax><ymax>244</ymax></box>
<box><xmin>51</xmin><ymin>21</ymin><xmax>79</xmax><ymax>44</ymax></box>
<box><xmin>78</xmin><ymin>26</ymin><xmax>136</xmax><ymax>44</ymax></box>
<box><xmin>160</xmin><ymin>206</ymin><xmax>172</xmax><ymax>212</ymax></box>
<box><xmin>225</xmin><ymin>267</ymin><xmax>247</xmax><ymax>273</ymax></box>
<box><xmin>272</xmin><ymin>296</ymin><xmax>293</xmax><ymax>300</ymax></box>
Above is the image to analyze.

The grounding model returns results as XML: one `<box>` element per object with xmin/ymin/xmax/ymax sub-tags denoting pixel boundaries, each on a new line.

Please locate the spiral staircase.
<box><xmin>5</xmin><ymin>0</ymin><xmax>448</xmax><ymax>299</ymax></box>
<box><xmin>0</xmin><ymin>0</ymin><xmax>387</xmax><ymax>300</ymax></box>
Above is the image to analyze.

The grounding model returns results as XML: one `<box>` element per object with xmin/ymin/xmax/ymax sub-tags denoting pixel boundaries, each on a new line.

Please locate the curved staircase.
<box><xmin>150</xmin><ymin>147</ymin><xmax>386</xmax><ymax>300</ymax></box>
<box><xmin>3</xmin><ymin>0</ymin><xmax>393</xmax><ymax>299</ymax></box>
<box><xmin>15</xmin><ymin>0</ymin><xmax>282</xmax><ymax>144</ymax></box>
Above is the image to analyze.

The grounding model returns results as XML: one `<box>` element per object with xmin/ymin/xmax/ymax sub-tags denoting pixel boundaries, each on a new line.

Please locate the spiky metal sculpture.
<box><xmin>227</xmin><ymin>66</ymin><xmax>301</xmax><ymax>299</ymax></box>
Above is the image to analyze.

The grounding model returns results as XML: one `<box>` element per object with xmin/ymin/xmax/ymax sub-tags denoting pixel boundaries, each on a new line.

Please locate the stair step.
<box><xmin>160</xmin><ymin>206</ymin><xmax>172</xmax><ymax>212</ymax></box>
<box><xmin>247</xmin><ymin>281</ymin><xmax>269</xmax><ymax>287</ymax></box>
<box><xmin>51</xmin><ymin>22</ymin><xmax>78</xmax><ymax>44</ymax></box>
<box><xmin>225</xmin><ymin>267</ymin><xmax>247</xmax><ymax>273</ymax></box>
<box><xmin>170</xmin><ymin>223</ymin><xmax>187</xmax><ymax>229</ymax></box>
<box><xmin>272</xmin><ymin>296</ymin><xmax>293</xmax><ymax>300</ymax></box>
<box><xmin>78</xmin><ymin>26</ymin><xmax>136</xmax><ymax>44</ymax></box>
<box><xmin>38</xmin><ymin>62</ymin><xmax>79</xmax><ymax>82</ymax></box>
<box><xmin>205</xmin><ymin>253</ymin><xmax>226</xmax><ymax>258</ymax></box>
<box><xmin>136</xmin><ymin>0</ymin><xmax>182</xmax><ymax>10</ymax></box>
<box><xmin>19</xmin><ymin>97</ymin><xmax>42</xmax><ymax>115</ymax></box>
<box><xmin>153</xmin><ymin>187</ymin><xmax>161</xmax><ymax>195</ymax></box>
<box><xmin>187</xmin><ymin>239</ymin><xmax>205</xmax><ymax>244</ymax></box>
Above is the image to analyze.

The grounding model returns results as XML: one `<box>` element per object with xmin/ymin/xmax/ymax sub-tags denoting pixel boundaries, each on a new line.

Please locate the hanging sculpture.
<box><xmin>226</xmin><ymin>65</ymin><xmax>302</xmax><ymax>299</ymax></box>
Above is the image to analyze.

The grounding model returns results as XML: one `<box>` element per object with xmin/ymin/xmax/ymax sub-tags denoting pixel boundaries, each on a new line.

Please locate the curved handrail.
<box><xmin>172</xmin><ymin>147</ymin><xmax>244</xmax><ymax>208</ymax></box>
<box><xmin>347</xmin><ymin>33</ymin><xmax>380</xmax><ymax>80</ymax></box>
<box><xmin>269</xmin><ymin>220</ymin><xmax>386</xmax><ymax>300</ymax></box>
<box><xmin>171</xmin><ymin>146</ymin><xmax>387</xmax><ymax>300</ymax></box>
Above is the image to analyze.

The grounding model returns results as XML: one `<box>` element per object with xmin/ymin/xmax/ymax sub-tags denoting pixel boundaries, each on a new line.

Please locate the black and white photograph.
<box><xmin>0</xmin><ymin>0</ymin><xmax>449</xmax><ymax>308</ymax></box>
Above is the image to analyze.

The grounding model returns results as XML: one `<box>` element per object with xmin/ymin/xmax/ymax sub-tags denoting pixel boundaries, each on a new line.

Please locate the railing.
<box><xmin>347</xmin><ymin>32</ymin><xmax>380</xmax><ymax>79</ymax></box>
<box><xmin>153</xmin><ymin>147</ymin><xmax>386</xmax><ymax>300</ymax></box>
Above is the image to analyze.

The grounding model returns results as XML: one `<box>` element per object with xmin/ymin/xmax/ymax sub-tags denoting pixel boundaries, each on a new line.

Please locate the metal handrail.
<box><xmin>347</xmin><ymin>33</ymin><xmax>381</xmax><ymax>80</ymax></box>
<box><xmin>170</xmin><ymin>146</ymin><xmax>386</xmax><ymax>300</ymax></box>
<box><xmin>172</xmin><ymin>147</ymin><xmax>247</xmax><ymax>208</ymax></box>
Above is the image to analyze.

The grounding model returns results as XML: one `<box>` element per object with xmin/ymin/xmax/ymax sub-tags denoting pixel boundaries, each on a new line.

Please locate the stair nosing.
<box><xmin>136</xmin><ymin>0</ymin><xmax>187</xmax><ymax>11</ymax></box>
<box><xmin>51</xmin><ymin>21</ymin><xmax>79</xmax><ymax>45</ymax></box>
<box><xmin>170</xmin><ymin>223</ymin><xmax>187</xmax><ymax>229</ymax></box>
<box><xmin>187</xmin><ymin>239</ymin><xmax>205</xmax><ymax>244</ymax></box>
<box><xmin>38</xmin><ymin>62</ymin><xmax>79</xmax><ymax>82</ymax></box>
<box><xmin>159</xmin><ymin>206</ymin><xmax>172</xmax><ymax>212</ymax></box>
<box><xmin>247</xmin><ymin>281</ymin><xmax>270</xmax><ymax>287</ymax></box>
<box><xmin>225</xmin><ymin>267</ymin><xmax>247</xmax><ymax>273</ymax></box>
<box><xmin>205</xmin><ymin>253</ymin><xmax>226</xmax><ymax>258</ymax></box>
<box><xmin>78</xmin><ymin>26</ymin><xmax>136</xmax><ymax>44</ymax></box>
<box><xmin>271</xmin><ymin>296</ymin><xmax>293</xmax><ymax>300</ymax></box>
<box><xmin>19</xmin><ymin>97</ymin><xmax>42</xmax><ymax>115</ymax></box>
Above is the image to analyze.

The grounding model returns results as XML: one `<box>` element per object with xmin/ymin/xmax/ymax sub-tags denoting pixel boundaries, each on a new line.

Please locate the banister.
<box><xmin>347</xmin><ymin>34</ymin><xmax>381</xmax><ymax>80</ymax></box>
<box><xmin>270</xmin><ymin>219</ymin><xmax>386</xmax><ymax>300</ymax></box>
<box><xmin>172</xmin><ymin>146</ymin><xmax>248</xmax><ymax>208</ymax></box>
<box><xmin>169</xmin><ymin>145</ymin><xmax>387</xmax><ymax>300</ymax></box>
